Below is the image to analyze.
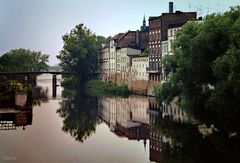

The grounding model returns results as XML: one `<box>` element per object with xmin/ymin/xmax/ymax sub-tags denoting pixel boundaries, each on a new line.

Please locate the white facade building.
<box><xmin>167</xmin><ymin>26</ymin><xmax>181</xmax><ymax>55</ymax></box>
<box><xmin>131</xmin><ymin>56</ymin><xmax>149</xmax><ymax>81</ymax></box>
<box><xmin>109</xmin><ymin>40</ymin><xmax>117</xmax><ymax>78</ymax></box>
<box><xmin>98</xmin><ymin>45</ymin><xmax>110</xmax><ymax>80</ymax></box>
<box><xmin>116</xmin><ymin>47</ymin><xmax>142</xmax><ymax>80</ymax></box>
<box><xmin>161</xmin><ymin>40</ymin><xmax>168</xmax><ymax>83</ymax></box>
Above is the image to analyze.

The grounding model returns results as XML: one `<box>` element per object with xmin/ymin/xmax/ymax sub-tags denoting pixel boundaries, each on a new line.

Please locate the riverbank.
<box><xmin>84</xmin><ymin>79</ymin><xmax>131</xmax><ymax>97</ymax></box>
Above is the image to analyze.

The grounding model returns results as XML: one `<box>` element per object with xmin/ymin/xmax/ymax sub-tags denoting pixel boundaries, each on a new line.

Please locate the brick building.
<box><xmin>147</xmin><ymin>2</ymin><xmax>196</xmax><ymax>82</ymax></box>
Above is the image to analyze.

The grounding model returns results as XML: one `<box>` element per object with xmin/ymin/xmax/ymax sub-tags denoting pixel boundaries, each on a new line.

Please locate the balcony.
<box><xmin>146</xmin><ymin>67</ymin><xmax>161</xmax><ymax>73</ymax></box>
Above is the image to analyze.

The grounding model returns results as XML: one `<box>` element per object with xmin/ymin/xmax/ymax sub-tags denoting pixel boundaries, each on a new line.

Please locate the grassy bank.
<box><xmin>84</xmin><ymin>79</ymin><xmax>131</xmax><ymax>97</ymax></box>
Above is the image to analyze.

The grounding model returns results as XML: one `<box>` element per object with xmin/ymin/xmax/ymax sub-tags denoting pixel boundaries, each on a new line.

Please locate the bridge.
<box><xmin>0</xmin><ymin>71</ymin><xmax>72</xmax><ymax>75</ymax></box>
<box><xmin>0</xmin><ymin>71</ymin><xmax>72</xmax><ymax>98</ymax></box>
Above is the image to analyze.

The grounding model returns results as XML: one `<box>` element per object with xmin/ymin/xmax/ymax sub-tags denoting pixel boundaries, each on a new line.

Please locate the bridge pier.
<box><xmin>52</xmin><ymin>75</ymin><xmax>57</xmax><ymax>98</ymax></box>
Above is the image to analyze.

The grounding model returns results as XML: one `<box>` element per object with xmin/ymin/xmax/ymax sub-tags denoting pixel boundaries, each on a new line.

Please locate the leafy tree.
<box><xmin>0</xmin><ymin>48</ymin><xmax>49</xmax><ymax>72</ymax></box>
<box><xmin>57</xmin><ymin>24</ymin><xmax>106</xmax><ymax>87</ymax></box>
<box><xmin>155</xmin><ymin>6</ymin><xmax>240</xmax><ymax>132</ymax></box>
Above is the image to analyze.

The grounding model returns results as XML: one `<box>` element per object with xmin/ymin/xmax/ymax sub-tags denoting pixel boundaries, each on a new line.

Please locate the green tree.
<box><xmin>57</xmin><ymin>24</ymin><xmax>106</xmax><ymax>87</ymax></box>
<box><xmin>0</xmin><ymin>48</ymin><xmax>49</xmax><ymax>72</ymax></box>
<box><xmin>155</xmin><ymin>6</ymin><xmax>240</xmax><ymax>132</ymax></box>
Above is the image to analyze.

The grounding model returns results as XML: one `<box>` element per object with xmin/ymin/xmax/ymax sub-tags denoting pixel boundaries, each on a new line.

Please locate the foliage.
<box><xmin>154</xmin><ymin>114</ymin><xmax>240</xmax><ymax>163</ymax></box>
<box><xmin>142</xmin><ymin>47</ymin><xmax>150</xmax><ymax>56</ymax></box>
<box><xmin>154</xmin><ymin>6</ymin><xmax>240</xmax><ymax>132</ymax></box>
<box><xmin>57</xmin><ymin>24</ymin><xmax>106</xmax><ymax>85</ymax></box>
<box><xmin>85</xmin><ymin>79</ymin><xmax>131</xmax><ymax>97</ymax></box>
<box><xmin>0</xmin><ymin>48</ymin><xmax>49</xmax><ymax>72</ymax></box>
<box><xmin>8</xmin><ymin>80</ymin><xmax>31</xmax><ymax>93</ymax></box>
<box><xmin>0</xmin><ymin>76</ymin><xmax>33</xmax><ymax>106</ymax></box>
<box><xmin>154</xmin><ymin>81</ymin><xmax>181</xmax><ymax>103</ymax></box>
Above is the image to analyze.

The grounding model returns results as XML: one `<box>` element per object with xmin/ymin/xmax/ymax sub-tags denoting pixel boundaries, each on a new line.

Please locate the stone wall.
<box><xmin>129</xmin><ymin>80</ymin><xmax>148</xmax><ymax>95</ymax></box>
<box><xmin>100</xmin><ymin>72</ymin><xmax>160</xmax><ymax>96</ymax></box>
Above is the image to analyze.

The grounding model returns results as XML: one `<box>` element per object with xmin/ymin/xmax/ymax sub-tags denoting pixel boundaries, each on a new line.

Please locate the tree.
<box><xmin>155</xmin><ymin>6</ymin><xmax>240</xmax><ymax>132</ymax></box>
<box><xmin>0</xmin><ymin>48</ymin><xmax>49</xmax><ymax>72</ymax></box>
<box><xmin>57</xmin><ymin>24</ymin><xmax>106</xmax><ymax>87</ymax></box>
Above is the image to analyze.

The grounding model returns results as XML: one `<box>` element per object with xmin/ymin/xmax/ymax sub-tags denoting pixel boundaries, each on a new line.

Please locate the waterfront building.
<box><xmin>147</xmin><ymin>2</ymin><xmax>196</xmax><ymax>82</ymax></box>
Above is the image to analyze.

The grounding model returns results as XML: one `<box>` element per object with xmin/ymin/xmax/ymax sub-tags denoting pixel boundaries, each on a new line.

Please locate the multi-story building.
<box><xmin>98</xmin><ymin>43</ymin><xmax>110</xmax><ymax>81</ymax></box>
<box><xmin>167</xmin><ymin>25</ymin><xmax>182</xmax><ymax>55</ymax></box>
<box><xmin>131</xmin><ymin>56</ymin><xmax>149</xmax><ymax>81</ymax></box>
<box><xmin>98</xmin><ymin>17</ymin><xmax>149</xmax><ymax>84</ymax></box>
<box><xmin>109</xmin><ymin>33</ymin><xmax>124</xmax><ymax>81</ymax></box>
<box><xmin>161</xmin><ymin>40</ymin><xmax>168</xmax><ymax>83</ymax></box>
<box><xmin>162</xmin><ymin>19</ymin><xmax>202</xmax><ymax>82</ymax></box>
<box><xmin>161</xmin><ymin>25</ymin><xmax>182</xmax><ymax>83</ymax></box>
<box><xmin>98</xmin><ymin>33</ymin><xmax>124</xmax><ymax>81</ymax></box>
<box><xmin>147</xmin><ymin>2</ymin><xmax>196</xmax><ymax>82</ymax></box>
<box><xmin>114</xmin><ymin>29</ymin><xmax>149</xmax><ymax>85</ymax></box>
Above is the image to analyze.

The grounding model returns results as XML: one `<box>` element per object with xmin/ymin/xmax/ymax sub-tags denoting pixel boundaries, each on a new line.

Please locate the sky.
<box><xmin>0</xmin><ymin>0</ymin><xmax>239</xmax><ymax>66</ymax></box>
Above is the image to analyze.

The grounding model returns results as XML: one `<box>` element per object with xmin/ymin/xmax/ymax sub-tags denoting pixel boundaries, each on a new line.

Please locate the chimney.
<box><xmin>169</xmin><ymin>2</ymin><xmax>173</xmax><ymax>13</ymax></box>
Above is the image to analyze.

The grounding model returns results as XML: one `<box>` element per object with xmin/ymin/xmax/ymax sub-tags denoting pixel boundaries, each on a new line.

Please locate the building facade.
<box><xmin>131</xmin><ymin>56</ymin><xmax>149</xmax><ymax>81</ymax></box>
<box><xmin>147</xmin><ymin>3</ymin><xmax>196</xmax><ymax>82</ymax></box>
<box><xmin>98</xmin><ymin>44</ymin><xmax>110</xmax><ymax>81</ymax></box>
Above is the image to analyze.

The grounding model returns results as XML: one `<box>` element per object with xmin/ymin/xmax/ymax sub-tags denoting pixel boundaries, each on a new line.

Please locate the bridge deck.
<box><xmin>0</xmin><ymin>71</ymin><xmax>72</xmax><ymax>75</ymax></box>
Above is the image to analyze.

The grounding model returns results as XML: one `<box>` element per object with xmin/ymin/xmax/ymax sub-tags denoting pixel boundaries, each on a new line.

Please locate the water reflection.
<box><xmin>153</xmin><ymin>106</ymin><xmax>240</xmax><ymax>163</ymax></box>
<box><xmin>98</xmin><ymin>96</ymin><xmax>149</xmax><ymax>141</ymax></box>
<box><xmin>0</xmin><ymin>76</ymin><xmax>48</xmax><ymax>132</ymax></box>
<box><xmin>32</xmin><ymin>86</ymin><xmax>49</xmax><ymax>106</ymax></box>
<box><xmin>98</xmin><ymin>96</ymin><xmax>164</xmax><ymax>162</ymax></box>
<box><xmin>57</xmin><ymin>96</ymin><xmax>100</xmax><ymax>142</ymax></box>
<box><xmin>0</xmin><ymin>110</ymin><xmax>32</xmax><ymax>130</ymax></box>
<box><xmin>1</xmin><ymin>74</ymin><xmax>239</xmax><ymax>162</ymax></box>
<box><xmin>96</xmin><ymin>95</ymin><xmax>240</xmax><ymax>163</ymax></box>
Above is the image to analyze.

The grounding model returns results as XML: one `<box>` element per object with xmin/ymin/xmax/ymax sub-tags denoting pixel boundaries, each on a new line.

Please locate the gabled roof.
<box><xmin>116</xmin><ymin>31</ymin><xmax>135</xmax><ymax>44</ymax></box>
<box><xmin>112</xmin><ymin>33</ymin><xmax>125</xmax><ymax>40</ymax></box>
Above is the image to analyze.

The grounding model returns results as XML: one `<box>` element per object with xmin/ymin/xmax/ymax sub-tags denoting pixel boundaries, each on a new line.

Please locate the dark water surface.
<box><xmin>0</xmin><ymin>74</ymin><xmax>239</xmax><ymax>163</ymax></box>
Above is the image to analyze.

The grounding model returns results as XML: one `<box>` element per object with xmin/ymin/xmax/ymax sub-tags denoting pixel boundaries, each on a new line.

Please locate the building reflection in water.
<box><xmin>148</xmin><ymin>98</ymin><xmax>162</xmax><ymax>163</ymax></box>
<box><xmin>0</xmin><ymin>109</ymin><xmax>33</xmax><ymax>130</ymax></box>
<box><xmin>98</xmin><ymin>96</ymin><xmax>189</xmax><ymax>163</ymax></box>
<box><xmin>98</xmin><ymin>96</ymin><xmax>149</xmax><ymax>144</ymax></box>
<box><xmin>0</xmin><ymin>88</ymin><xmax>33</xmax><ymax>130</ymax></box>
<box><xmin>0</xmin><ymin>84</ymin><xmax>44</xmax><ymax>131</ymax></box>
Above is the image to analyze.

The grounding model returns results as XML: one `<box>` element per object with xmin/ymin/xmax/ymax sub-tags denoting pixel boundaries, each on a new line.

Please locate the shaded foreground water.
<box><xmin>0</xmin><ymin>74</ymin><xmax>239</xmax><ymax>163</ymax></box>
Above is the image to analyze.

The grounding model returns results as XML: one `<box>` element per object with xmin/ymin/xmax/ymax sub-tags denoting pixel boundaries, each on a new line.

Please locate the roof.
<box><xmin>112</xmin><ymin>33</ymin><xmax>125</xmax><ymax>40</ymax></box>
<box><xmin>116</xmin><ymin>31</ymin><xmax>135</xmax><ymax>44</ymax></box>
<box><xmin>168</xmin><ymin>22</ymin><xmax>185</xmax><ymax>29</ymax></box>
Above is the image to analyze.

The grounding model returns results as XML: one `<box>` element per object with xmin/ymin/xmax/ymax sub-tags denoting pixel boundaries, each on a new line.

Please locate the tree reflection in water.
<box><xmin>57</xmin><ymin>92</ymin><xmax>99</xmax><ymax>142</ymax></box>
<box><xmin>32</xmin><ymin>86</ymin><xmax>49</xmax><ymax>106</ymax></box>
<box><xmin>154</xmin><ymin>107</ymin><xmax>240</xmax><ymax>163</ymax></box>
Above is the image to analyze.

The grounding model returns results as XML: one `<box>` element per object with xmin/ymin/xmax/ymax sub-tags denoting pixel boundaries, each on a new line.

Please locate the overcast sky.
<box><xmin>0</xmin><ymin>0</ymin><xmax>239</xmax><ymax>65</ymax></box>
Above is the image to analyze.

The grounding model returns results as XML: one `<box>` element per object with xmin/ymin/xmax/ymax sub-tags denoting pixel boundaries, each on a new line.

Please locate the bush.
<box><xmin>85</xmin><ymin>79</ymin><xmax>131</xmax><ymax>97</ymax></box>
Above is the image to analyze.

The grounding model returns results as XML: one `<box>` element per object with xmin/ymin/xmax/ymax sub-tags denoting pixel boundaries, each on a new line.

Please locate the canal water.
<box><xmin>0</xmin><ymin>74</ymin><xmax>239</xmax><ymax>163</ymax></box>
<box><xmin>0</xmin><ymin>74</ymin><xmax>153</xmax><ymax>163</ymax></box>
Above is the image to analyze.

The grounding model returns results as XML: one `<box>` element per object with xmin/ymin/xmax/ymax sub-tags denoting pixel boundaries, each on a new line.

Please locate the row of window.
<box><xmin>149</xmin><ymin>30</ymin><xmax>161</xmax><ymax>34</ymax></box>
<box><xmin>168</xmin><ymin>28</ymin><xmax>178</xmax><ymax>37</ymax></box>
<box><xmin>133</xmin><ymin>64</ymin><xmax>148</xmax><ymax>68</ymax></box>
<box><xmin>149</xmin><ymin>58</ymin><xmax>160</xmax><ymax>62</ymax></box>
<box><xmin>149</xmin><ymin>44</ymin><xmax>161</xmax><ymax>48</ymax></box>
<box><xmin>133</xmin><ymin>71</ymin><xmax>148</xmax><ymax>76</ymax></box>
<box><xmin>121</xmin><ymin>57</ymin><xmax>127</xmax><ymax>62</ymax></box>
<box><xmin>132</xmin><ymin>59</ymin><xmax>148</xmax><ymax>62</ymax></box>
<box><xmin>149</xmin><ymin>41</ymin><xmax>161</xmax><ymax>45</ymax></box>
